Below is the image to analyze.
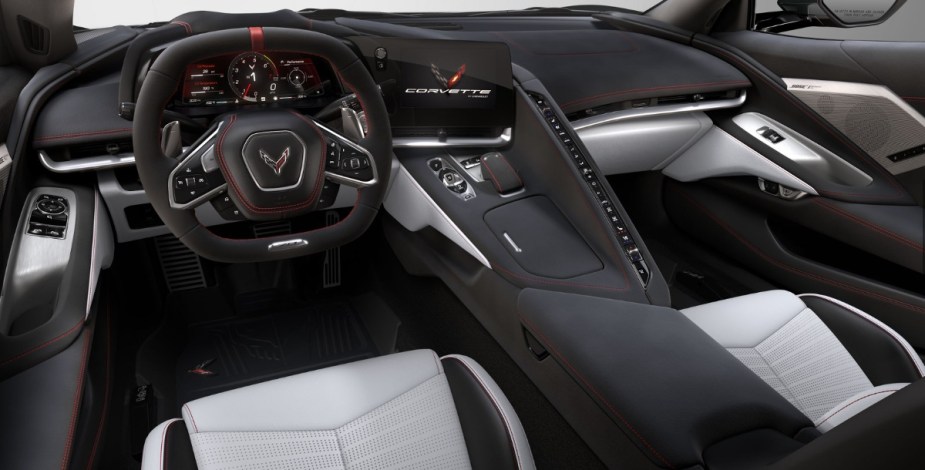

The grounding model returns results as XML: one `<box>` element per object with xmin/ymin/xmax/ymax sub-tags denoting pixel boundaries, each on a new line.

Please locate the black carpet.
<box><xmin>176</xmin><ymin>299</ymin><xmax>377</xmax><ymax>404</ymax></box>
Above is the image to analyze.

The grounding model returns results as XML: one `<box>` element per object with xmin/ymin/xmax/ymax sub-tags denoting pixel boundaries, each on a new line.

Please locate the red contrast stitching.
<box><xmin>561</xmin><ymin>80</ymin><xmax>751</xmax><ymax>110</ymax></box>
<box><xmin>59</xmin><ymin>330</ymin><xmax>93</xmax><ymax>470</ymax></box>
<box><xmin>803</xmin><ymin>294</ymin><xmax>925</xmax><ymax>377</ymax></box>
<box><xmin>492</xmin><ymin>263</ymin><xmax>630</xmax><ymax>292</ymax></box>
<box><xmin>159</xmin><ymin>420</ymin><xmax>178</xmax><ymax>470</ymax></box>
<box><xmin>34</xmin><ymin>128</ymin><xmax>132</xmax><ymax>142</ymax></box>
<box><xmin>519</xmin><ymin>315</ymin><xmax>675</xmax><ymax>468</ymax></box>
<box><xmin>495</xmin><ymin>30</ymin><xmax>639</xmax><ymax>57</ymax></box>
<box><xmin>184</xmin><ymin>404</ymin><xmax>199</xmax><ymax>433</ymax></box>
<box><xmin>214</xmin><ymin>115</ymin><xmax>321</xmax><ymax>214</ymax></box>
<box><xmin>697</xmin><ymin>42</ymin><xmax>908</xmax><ymax>202</ymax></box>
<box><xmin>85</xmin><ymin>301</ymin><xmax>112</xmax><ymax>469</ymax></box>
<box><xmin>444</xmin><ymin>356</ymin><xmax>522</xmax><ymax>468</ymax></box>
<box><xmin>0</xmin><ymin>320</ymin><xmax>83</xmax><ymax>367</ymax></box>
<box><xmin>171</xmin><ymin>21</ymin><xmax>192</xmax><ymax>35</ymax></box>
<box><xmin>816</xmin><ymin>389</ymin><xmax>899</xmax><ymax>426</ymax></box>
<box><xmin>289</xmin><ymin>111</ymin><xmax>331</xmax><ymax>206</ymax></box>
<box><xmin>676</xmin><ymin>188</ymin><xmax>925</xmax><ymax>315</ymax></box>
<box><xmin>481</xmin><ymin>156</ymin><xmax>505</xmax><ymax>193</ymax></box>
<box><xmin>812</xmin><ymin>199</ymin><xmax>924</xmax><ymax>252</ymax></box>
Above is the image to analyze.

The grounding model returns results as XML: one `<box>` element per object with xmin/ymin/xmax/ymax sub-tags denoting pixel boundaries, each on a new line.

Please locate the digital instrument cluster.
<box><xmin>180</xmin><ymin>51</ymin><xmax>333</xmax><ymax>106</ymax></box>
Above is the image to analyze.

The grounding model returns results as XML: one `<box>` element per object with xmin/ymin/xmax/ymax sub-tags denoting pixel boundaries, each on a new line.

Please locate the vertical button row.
<box><xmin>530</xmin><ymin>93</ymin><xmax>649</xmax><ymax>286</ymax></box>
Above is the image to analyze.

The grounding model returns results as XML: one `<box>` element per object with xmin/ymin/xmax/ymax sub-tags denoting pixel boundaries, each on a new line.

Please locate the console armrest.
<box><xmin>518</xmin><ymin>288</ymin><xmax>814</xmax><ymax>468</ymax></box>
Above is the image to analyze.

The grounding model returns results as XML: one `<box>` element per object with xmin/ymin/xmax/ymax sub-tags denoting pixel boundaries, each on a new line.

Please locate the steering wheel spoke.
<box><xmin>316</xmin><ymin>120</ymin><xmax>378</xmax><ymax>188</ymax></box>
<box><xmin>134</xmin><ymin>27</ymin><xmax>390</xmax><ymax>262</ymax></box>
<box><xmin>168</xmin><ymin>122</ymin><xmax>228</xmax><ymax>209</ymax></box>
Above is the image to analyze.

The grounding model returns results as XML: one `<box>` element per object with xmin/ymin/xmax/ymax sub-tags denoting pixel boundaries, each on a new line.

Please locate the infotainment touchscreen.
<box><xmin>353</xmin><ymin>38</ymin><xmax>514</xmax><ymax>133</ymax></box>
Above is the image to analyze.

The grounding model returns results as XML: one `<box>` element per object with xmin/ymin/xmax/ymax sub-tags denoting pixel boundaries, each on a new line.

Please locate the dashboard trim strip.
<box><xmin>571</xmin><ymin>92</ymin><xmax>747</xmax><ymax>131</ymax></box>
<box><xmin>38</xmin><ymin>150</ymin><xmax>137</xmax><ymax>173</ymax></box>
<box><xmin>393</xmin><ymin>128</ymin><xmax>512</xmax><ymax>149</ymax></box>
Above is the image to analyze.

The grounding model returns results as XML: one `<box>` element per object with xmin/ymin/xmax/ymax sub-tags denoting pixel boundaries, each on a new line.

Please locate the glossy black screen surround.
<box><xmin>354</xmin><ymin>38</ymin><xmax>515</xmax><ymax>133</ymax></box>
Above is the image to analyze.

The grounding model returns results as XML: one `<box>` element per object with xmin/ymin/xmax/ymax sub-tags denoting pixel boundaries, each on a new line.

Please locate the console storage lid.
<box><xmin>517</xmin><ymin>288</ymin><xmax>814</xmax><ymax>469</ymax></box>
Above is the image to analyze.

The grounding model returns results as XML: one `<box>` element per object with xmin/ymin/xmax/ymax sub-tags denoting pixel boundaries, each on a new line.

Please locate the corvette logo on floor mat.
<box><xmin>188</xmin><ymin>358</ymin><xmax>218</xmax><ymax>376</ymax></box>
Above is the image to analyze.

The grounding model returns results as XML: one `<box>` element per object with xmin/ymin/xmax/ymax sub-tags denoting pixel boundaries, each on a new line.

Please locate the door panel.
<box><xmin>659</xmin><ymin>26</ymin><xmax>925</xmax><ymax>352</ymax></box>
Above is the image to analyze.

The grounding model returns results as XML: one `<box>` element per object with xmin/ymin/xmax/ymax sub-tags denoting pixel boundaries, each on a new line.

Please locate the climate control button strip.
<box><xmin>530</xmin><ymin>93</ymin><xmax>650</xmax><ymax>286</ymax></box>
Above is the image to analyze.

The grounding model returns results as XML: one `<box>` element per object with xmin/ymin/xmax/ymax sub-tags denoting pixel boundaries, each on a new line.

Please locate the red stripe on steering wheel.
<box><xmin>249</xmin><ymin>27</ymin><xmax>265</xmax><ymax>51</ymax></box>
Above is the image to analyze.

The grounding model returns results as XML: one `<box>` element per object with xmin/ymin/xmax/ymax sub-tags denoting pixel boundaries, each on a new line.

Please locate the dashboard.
<box><xmin>177</xmin><ymin>51</ymin><xmax>338</xmax><ymax>107</ymax></box>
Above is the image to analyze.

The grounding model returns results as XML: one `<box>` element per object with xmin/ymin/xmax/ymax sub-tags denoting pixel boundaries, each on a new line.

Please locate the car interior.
<box><xmin>1</xmin><ymin>0</ymin><xmax>924</xmax><ymax>468</ymax></box>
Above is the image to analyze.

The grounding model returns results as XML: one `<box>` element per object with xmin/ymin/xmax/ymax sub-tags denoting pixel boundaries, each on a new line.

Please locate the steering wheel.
<box><xmin>133</xmin><ymin>27</ymin><xmax>392</xmax><ymax>263</ymax></box>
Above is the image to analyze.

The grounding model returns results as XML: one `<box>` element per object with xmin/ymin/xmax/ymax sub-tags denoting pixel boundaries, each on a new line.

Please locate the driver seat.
<box><xmin>140</xmin><ymin>350</ymin><xmax>535</xmax><ymax>470</ymax></box>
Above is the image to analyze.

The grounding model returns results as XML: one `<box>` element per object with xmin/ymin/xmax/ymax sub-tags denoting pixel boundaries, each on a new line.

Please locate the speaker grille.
<box><xmin>786</xmin><ymin>79</ymin><xmax>925</xmax><ymax>175</ymax></box>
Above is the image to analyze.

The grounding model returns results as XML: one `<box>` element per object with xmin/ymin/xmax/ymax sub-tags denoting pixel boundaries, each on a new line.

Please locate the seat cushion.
<box><xmin>141</xmin><ymin>350</ymin><xmax>534</xmax><ymax>470</ymax></box>
<box><xmin>681</xmin><ymin>291</ymin><xmax>922</xmax><ymax>431</ymax></box>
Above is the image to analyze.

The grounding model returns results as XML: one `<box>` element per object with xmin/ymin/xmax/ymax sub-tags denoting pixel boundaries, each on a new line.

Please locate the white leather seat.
<box><xmin>141</xmin><ymin>350</ymin><xmax>535</xmax><ymax>470</ymax></box>
<box><xmin>682</xmin><ymin>290</ymin><xmax>925</xmax><ymax>432</ymax></box>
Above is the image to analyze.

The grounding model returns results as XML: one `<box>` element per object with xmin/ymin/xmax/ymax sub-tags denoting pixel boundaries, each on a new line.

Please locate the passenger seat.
<box><xmin>141</xmin><ymin>350</ymin><xmax>535</xmax><ymax>469</ymax></box>
<box><xmin>681</xmin><ymin>290</ymin><xmax>925</xmax><ymax>432</ymax></box>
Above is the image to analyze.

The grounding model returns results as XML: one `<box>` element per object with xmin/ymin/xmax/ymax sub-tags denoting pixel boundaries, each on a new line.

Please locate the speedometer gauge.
<box><xmin>228</xmin><ymin>52</ymin><xmax>278</xmax><ymax>102</ymax></box>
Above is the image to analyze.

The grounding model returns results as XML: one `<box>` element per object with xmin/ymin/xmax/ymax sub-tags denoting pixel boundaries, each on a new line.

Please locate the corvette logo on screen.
<box><xmin>259</xmin><ymin>147</ymin><xmax>289</xmax><ymax>175</ymax></box>
<box><xmin>432</xmin><ymin>63</ymin><xmax>466</xmax><ymax>89</ymax></box>
<box><xmin>405</xmin><ymin>62</ymin><xmax>492</xmax><ymax>96</ymax></box>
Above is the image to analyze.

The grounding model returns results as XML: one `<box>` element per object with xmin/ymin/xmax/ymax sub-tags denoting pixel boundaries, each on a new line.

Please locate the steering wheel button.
<box><xmin>200</xmin><ymin>146</ymin><xmax>219</xmax><ymax>173</ymax></box>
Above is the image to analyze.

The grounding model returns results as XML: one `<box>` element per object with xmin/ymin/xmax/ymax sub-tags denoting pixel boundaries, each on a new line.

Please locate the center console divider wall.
<box><xmin>513</xmin><ymin>65</ymin><xmax>670</xmax><ymax>305</ymax></box>
<box><xmin>517</xmin><ymin>287</ymin><xmax>816</xmax><ymax>469</ymax></box>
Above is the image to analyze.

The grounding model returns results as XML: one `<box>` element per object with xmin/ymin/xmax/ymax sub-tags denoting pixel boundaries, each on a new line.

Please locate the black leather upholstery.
<box><xmin>161</xmin><ymin>420</ymin><xmax>198</xmax><ymax>470</ymax></box>
<box><xmin>215</xmin><ymin>111</ymin><xmax>326</xmax><ymax>220</ymax></box>
<box><xmin>518</xmin><ymin>288</ymin><xmax>815</xmax><ymax>469</ymax></box>
<box><xmin>773</xmin><ymin>379</ymin><xmax>925</xmax><ymax>469</ymax></box>
<box><xmin>442</xmin><ymin>356</ymin><xmax>519</xmax><ymax>470</ymax></box>
<box><xmin>804</xmin><ymin>295</ymin><xmax>924</xmax><ymax>385</ymax></box>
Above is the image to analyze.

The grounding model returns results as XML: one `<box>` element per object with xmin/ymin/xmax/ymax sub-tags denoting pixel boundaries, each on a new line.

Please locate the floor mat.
<box><xmin>176</xmin><ymin>300</ymin><xmax>377</xmax><ymax>404</ymax></box>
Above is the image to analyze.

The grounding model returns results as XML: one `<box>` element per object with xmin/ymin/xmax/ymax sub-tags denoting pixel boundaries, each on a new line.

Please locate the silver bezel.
<box><xmin>241</xmin><ymin>130</ymin><xmax>308</xmax><ymax>192</ymax></box>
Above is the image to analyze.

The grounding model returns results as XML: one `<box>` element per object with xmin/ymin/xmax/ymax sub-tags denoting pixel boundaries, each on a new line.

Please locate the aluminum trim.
<box><xmin>241</xmin><ymin>130</ymin><xmax>308</xmax><ymax>192</ymax></box>
<box><xmin>39</xmin><ymin>150</ymin><xmax>136</xmax><ymax>173</ymax></box>
<box><xmin>383</xmin><ymin>164</ymin><xmax>491</xmax><ymax>268</ymax></box>
<box><xmin>732</xmin><ymin>112</ymin><xmax>873</xmax><ymax>187</ymax></box>
<box><xmin>572</xmin><ymin>92</ymin><xmax>747</xmax><ymax>131</ymax></box>
<box><xmin>168</xmin><ymin>124</ymin><xmax>224</xmax><ymax>209</ymax></box>
<box><xmin>268</xmin><ymin>239</ymin><xmax>309</xmax><ymax>252</ymax></box>
<box><xmin>314</xmin><ymin>119</ymin><xmax>379</xmax><ymax>188</ymax></box>
<box><xmin>393</xmin><ymin>128</ymin><xmax>512</xmax><ymax>149</ymax></box>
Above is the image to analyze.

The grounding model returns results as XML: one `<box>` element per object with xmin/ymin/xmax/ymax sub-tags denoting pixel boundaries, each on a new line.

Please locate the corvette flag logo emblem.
<box><xmin>259</xmin><ymin>147</ymin><xmax>290</xmax><ymax>175</ymax></box>
<box><xmin>431</xmin><ymin>63</ymin><xmax>466</xmax><ymax>90</ymax></box>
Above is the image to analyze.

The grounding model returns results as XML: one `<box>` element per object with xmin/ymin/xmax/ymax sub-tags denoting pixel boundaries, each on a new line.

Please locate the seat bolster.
<box><xmin>181</xmin><ymin>349</ymin><xmax>443</xmax><ymax>433</ymax></box>
<box><xmin>681</xmin><ymin>290</ymin><xmax>808</xmax><ymax>348</ymax></box>
<box><xmin>815</xmin><ymin>383</ymin><xmax>908</xmax><ymax>432</ymax></box>
<box><xmin>141</xmin><ymin>419</ymin><xmax>197</xmax><ymax>470</ymax></box>
<box><xmin>441</xmin><ymin>355</ymin><xmax>536</xmax><ymax>470</ymax></box>
<box><xmin>800</xmin><ymin>294</ymin><xmax>925</xmax><ymax>384</ymax></box>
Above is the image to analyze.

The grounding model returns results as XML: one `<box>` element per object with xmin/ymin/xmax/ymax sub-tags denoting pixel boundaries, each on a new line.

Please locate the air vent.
<box><xmin>40</xmin><ymin>139</ymin><xmax>134</xmax><ymax>167</ymax></box>
<box><xmin>71</xmin><ymin>139</ymin><xmax>133</xmax><ymax>159</ymax></box>
<box><xmin>17</xmin><ymin>16</ymin><xmax>50</xmax><ymax>55</ymax></box>
<box><xmin>392</xmin><ymin>127</ymin><xmax>501</xmax><ymax>138</ymax></box>
<box><xmin>154</xmin><ymin>236</ymin><xmax>207</xmax><ymax>292</ymax></box>
<box><xmin>568</xmin><ymin>89</ymin><xmax>742</xmax><ymax>121</ymax></box>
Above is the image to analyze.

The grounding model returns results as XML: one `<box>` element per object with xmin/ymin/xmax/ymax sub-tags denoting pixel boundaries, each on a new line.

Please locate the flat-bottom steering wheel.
<box><xmin>133</xmin><ymin>27</ymin><xmax>392</xmax><ymax>263</ymax></box>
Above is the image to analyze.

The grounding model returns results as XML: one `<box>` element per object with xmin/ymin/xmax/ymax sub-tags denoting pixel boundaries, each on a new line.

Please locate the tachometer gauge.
<box><xmin>228</xmin><ymin>52</ymin><xmax>278</xmax><ymax>102</ymax></box>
